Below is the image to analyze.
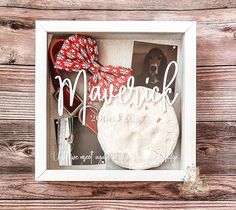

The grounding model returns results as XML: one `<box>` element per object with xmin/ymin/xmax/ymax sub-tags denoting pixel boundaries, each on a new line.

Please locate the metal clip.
<box><xmin>65</xmin><ymin>117</ymin><xmax>74</xmax><ymax>144</ymax></box>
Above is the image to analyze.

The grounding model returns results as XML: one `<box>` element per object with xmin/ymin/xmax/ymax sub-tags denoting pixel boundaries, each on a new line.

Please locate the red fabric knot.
<box><xmin>54</xmin><ymin>34</ymin><xmax>132</xmax><ymax>101</ymax></box>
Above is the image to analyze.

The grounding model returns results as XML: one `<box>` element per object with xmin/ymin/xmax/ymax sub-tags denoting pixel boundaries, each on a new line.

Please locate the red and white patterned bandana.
<box><xmin>54</xmin><ymin>34</ymin><xmax>132</xmax><ymax>101</ymax></box>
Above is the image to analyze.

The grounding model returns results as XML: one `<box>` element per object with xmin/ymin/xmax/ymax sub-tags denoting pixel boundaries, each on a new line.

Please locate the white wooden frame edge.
<box><xmin>35</xmin><ymin>21</ymin><xmax>196</xmax><ymax>181</ymax></box>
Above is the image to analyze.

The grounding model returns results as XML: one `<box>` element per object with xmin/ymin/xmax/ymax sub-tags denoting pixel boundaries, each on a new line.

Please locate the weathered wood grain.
<box><xmin>0</xmin><ymin>8</ymin><xmax>236</xmax><ymax>66</ymax></box>
<box><xmin>0</xmin><ymin>120</ymin><xmax>235</xmax><ymax>175</ymax></box>
<box><xmin>0</xmin><ymin>120</ymin><xmax>34</xmax><ymax>173</ymax></box>
<box><xmin>0</xmin><ymin>66</ymin><xmax>35</xmax><ymax>119</ymax></box>
<box><xmin>0</xmin><ymin>65</ymin><xmax>34</xmax><ymax>92</ymax></box>
<box><xmin>0</xmin><ymin>200</ymin><xmax>235</xmax><ymax>209</ymax></box>
<box><xmin>197</xmin><ymin>122</ymin><xmax>236</xmax><ymax>175</ymax></box>
<box><xmin>0</xmin><ymin>91</ymin><xmax>34</xmax><ymax>119</ymax></box>
<box><xmin>0</xmin><ymin>173</ymin><xmax>235</xmax><ymax>200</ymax></box>
<box><xmin>0</xmin><ymin>66</ymin><xmax>34</xmax><ymax>118</ymax></box>
<box><xmin>197</xmin><ymin>66</ymin><xmax>236</xmax><ymax>121</ymax></box>
<box><xmin>197</xmin><ymin>66</ymin><xmax>236</xmax><ymax>92</ymax></box>
<box><xmin>1</xmin><ymin>0</ymin><xmax>236</xmax><ymax>10</ymax></box>
<box><xmin>197</xmin><ymin>91</ymin><xmax>236</xmax><ymax>121</ymax></box>
<box><xmin>1</xmin><ymin>7</ymin><xmax>236</xmax><ymax>23</ymax></box>
<box><xmin>1</xmin><ymin>65</ymin><xmax>236</xmax><ymax>121</ymax></box>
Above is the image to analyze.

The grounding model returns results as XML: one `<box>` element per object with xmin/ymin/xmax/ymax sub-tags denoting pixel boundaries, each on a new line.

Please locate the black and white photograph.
<box><xmin>132</xmin><ymin>41</ymin><xmax>177</xmax><ymax>98</ymax></box>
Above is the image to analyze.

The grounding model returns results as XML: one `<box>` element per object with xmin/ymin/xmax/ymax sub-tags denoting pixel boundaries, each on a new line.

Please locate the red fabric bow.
<box><xmin>54</xmin><ymin>35</ymin><xmax>132</xmax><ymax>101</ymax></box>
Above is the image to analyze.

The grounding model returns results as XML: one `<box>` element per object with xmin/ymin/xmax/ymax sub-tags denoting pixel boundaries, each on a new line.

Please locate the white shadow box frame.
<box><xmin>35</xmin><ymin>21</ymin><xmax>196</xmax><ymax>181</ymax></box>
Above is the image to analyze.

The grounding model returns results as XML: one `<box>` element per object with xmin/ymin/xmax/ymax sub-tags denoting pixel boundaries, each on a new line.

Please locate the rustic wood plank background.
<box><xmin>0</xmin><ymin>0</ymin><xmax>236</xmax><ymax>209</ymax></box>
